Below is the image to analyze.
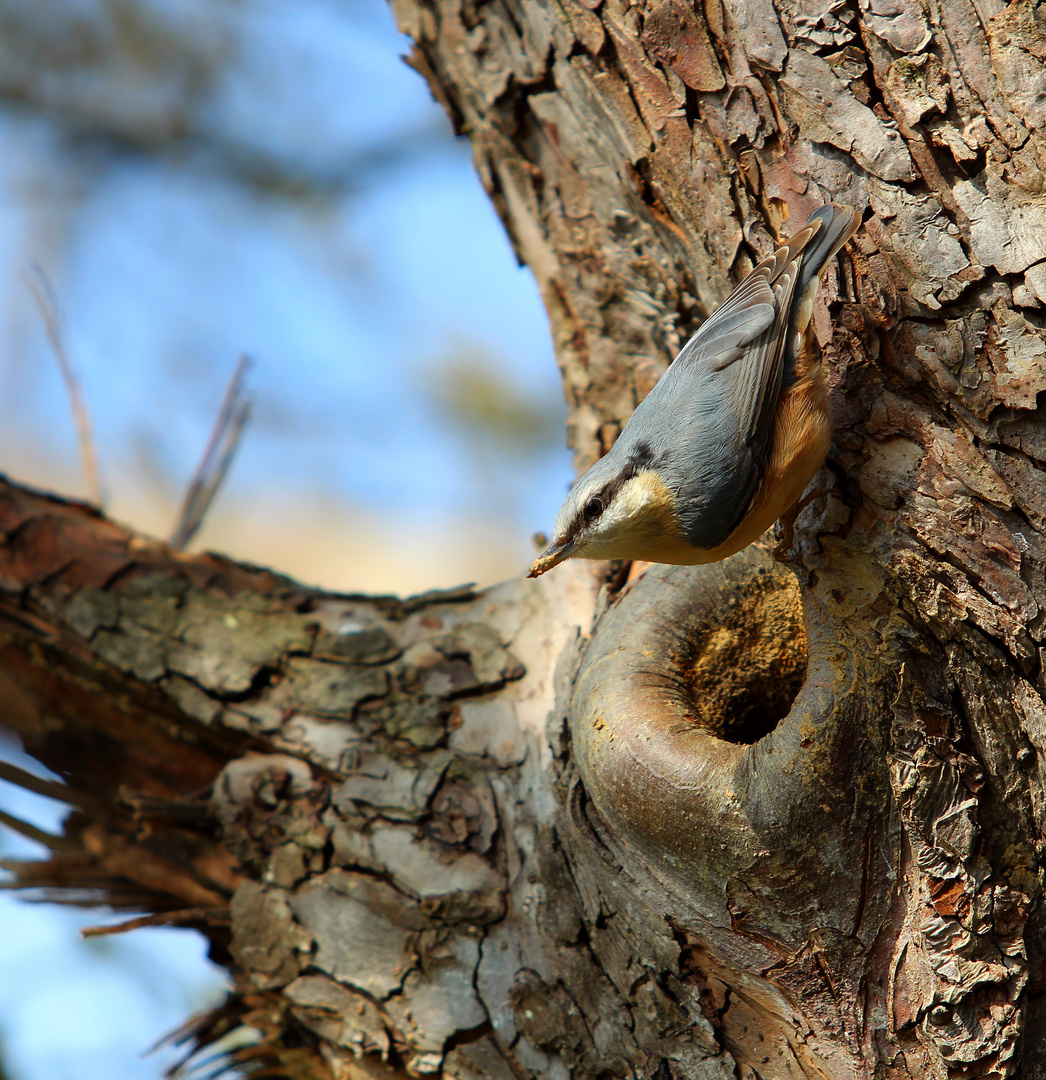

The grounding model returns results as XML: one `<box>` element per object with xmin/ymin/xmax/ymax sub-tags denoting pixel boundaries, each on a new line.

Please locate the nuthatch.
<box><xmin>529</xmin><ymin>204</ymin><xmax>861</xmax><ymax>577</ymax></box>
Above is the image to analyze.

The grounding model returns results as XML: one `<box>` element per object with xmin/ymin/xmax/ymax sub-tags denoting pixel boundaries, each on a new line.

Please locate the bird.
<box><xmin>528</xmin><ymin>203</ymin><xmax>861</xmax><ymax>578</ymax></box>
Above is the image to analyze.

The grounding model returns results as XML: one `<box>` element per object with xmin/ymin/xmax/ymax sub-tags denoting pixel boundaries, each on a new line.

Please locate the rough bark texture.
<box><xmin>3</xmin><ymin>0</ymin><xmax>1046</xmax><ymax>1078</ymax></box>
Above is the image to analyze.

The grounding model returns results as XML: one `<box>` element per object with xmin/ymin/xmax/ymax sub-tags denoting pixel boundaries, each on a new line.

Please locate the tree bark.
<box><xmin>3</xmin><ymin>0</ymin><xmax>1046</xmax><ymax>1077</ymax></box>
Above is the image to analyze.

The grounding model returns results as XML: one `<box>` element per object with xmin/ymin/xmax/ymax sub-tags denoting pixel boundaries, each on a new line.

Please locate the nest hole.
<box><xmin>680</xmin><ymin>570</ymin><xmax>807</xmax><ymax>744</ymax></box>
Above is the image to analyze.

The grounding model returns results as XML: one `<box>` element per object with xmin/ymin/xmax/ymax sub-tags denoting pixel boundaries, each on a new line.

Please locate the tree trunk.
<box><xmin>3</xmin><ymin>0</ymin><xmax>1046</xmax><ymax>1077</ymax></box>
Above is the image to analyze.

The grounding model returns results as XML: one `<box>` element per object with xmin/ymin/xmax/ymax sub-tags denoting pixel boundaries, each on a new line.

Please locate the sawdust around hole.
<box><xmin>682</xmin><ymin>570</ymin><xmax>807</xmax><ymax>744</ymax></box>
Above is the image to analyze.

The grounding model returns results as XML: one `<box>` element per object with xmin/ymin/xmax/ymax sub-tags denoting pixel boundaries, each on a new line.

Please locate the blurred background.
<box><xmin>0</xmin><ymin>0</ymin><xmax>571</xmax><ymax>1076</ymax></box>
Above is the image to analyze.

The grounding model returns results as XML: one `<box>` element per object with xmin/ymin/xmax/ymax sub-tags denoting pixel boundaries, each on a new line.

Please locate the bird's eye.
<box><xmin>583</xmin><ymin>497</ymin><xmax>604</xmax><ymax>522</ymax></box>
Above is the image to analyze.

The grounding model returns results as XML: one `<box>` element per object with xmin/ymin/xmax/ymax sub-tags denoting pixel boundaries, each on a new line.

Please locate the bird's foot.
<box><xmin>773</xmin><ymin>486</ymin><xmax>827</xmax><ymax>560</ymax></box>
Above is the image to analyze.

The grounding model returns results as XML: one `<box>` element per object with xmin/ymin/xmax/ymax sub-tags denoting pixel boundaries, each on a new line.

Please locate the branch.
<box><xmin>0</xmin><ymin>472</ymin><xmax>556</xmax><ymax>1080</ymax></box>
<box><xmin>0</xmin><ymin>759</ymin><xmax>84</xmax><ymax>806</ymax></box>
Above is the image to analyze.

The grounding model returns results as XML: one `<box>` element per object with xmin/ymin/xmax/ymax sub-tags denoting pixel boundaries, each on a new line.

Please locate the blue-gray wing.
<box><xmin>615</xmin><ymin>205</ymin><xmax>856</xmax><ymax>550</ymax></box>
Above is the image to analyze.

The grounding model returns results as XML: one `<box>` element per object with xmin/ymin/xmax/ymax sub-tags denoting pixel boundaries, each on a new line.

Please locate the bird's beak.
<box><xmin>527</xmin><ymin>537</ymin><xmax>577</xmax><ymax>577</ymax></box>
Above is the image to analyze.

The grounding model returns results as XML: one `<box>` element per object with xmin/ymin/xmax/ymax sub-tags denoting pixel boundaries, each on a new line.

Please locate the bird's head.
<box><xmin>527</xmin><ymin>451</ymin><xmax>684</xmax><ymax>576</ymax></box>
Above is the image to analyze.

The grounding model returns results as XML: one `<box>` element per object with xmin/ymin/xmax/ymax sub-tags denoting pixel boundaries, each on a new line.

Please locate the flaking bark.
<box><xmin>2</xmin><ymin>0</ymin><xmax>1046</xmax><ymax>1077</ymax></box>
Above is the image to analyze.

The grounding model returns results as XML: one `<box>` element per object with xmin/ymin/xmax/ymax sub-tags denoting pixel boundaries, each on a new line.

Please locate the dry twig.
<box><xmin>81</xmin><ymin>907</ymin><xmax>230</xmax><ymax>938</ymax></box>
<box><xmin>170</xmin><ymin>355</ymin><xmax>252</xmax><ymax>549</ymax></box>
<box><xmin>25</xmin><ymin>264</ymin><xmax>103</xmax><ymax>506</ymax></box>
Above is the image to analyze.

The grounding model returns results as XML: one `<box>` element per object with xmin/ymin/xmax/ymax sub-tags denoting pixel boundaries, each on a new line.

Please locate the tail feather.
<box><xmin>793</xmin><ymin>204</ymin><xmax>861</xmax><ymax>317</ymax></box>
<box><xmin>780</xmin><ymin>204</ymin><xmax>861</xmax><ymax>386</ymax></box>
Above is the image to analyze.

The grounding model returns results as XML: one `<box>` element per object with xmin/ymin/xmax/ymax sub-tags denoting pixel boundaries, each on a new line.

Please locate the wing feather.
<box><xmin>612</xmin><ymin>206</ymin><xmax>858</xmax><ymax>550</ymax></box>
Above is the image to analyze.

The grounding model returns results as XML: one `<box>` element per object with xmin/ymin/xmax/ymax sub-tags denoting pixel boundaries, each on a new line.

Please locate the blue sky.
<box><xmin>0</xmin><ymin>0</ymin><xmax>571</xmax><ymax>593</ymax></box>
